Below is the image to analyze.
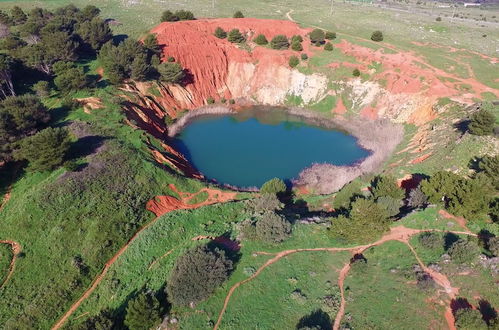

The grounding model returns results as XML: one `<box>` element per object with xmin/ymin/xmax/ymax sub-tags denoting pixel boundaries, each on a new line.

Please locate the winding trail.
<box><xmin>0</xmin><ymin>240</ymin><xmax>21</xmax><ymax>289</ymax></box>
<box><xmin>213</xmin><ymin>224</ymin><xmax>475</xmax><ymax>330</ymax></box>
<box><xmin>51</xmin><ymin>185</ymin><xmax>237</xmax><ymax>330</ymax></box>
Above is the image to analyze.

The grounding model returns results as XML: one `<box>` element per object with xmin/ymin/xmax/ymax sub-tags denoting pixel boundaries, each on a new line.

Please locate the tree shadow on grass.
<box><xmin>296</xmin><ymin>309</ymin><xmax>332</xmax><ymax>330</ymax></box>
<box><xmin>444</xmin><ymin>232</ymin><xmax>460</xmax><ymax>251</ymax></box>
<box><xmin>478</xmin><ymin>300</ymin><xmax>498</xmax><ymax>326</ymax></box>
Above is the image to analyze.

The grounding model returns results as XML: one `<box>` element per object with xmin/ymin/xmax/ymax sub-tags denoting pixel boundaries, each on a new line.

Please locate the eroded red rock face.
<box><xmin>151</xmin><ymin>18</ymin><xmax>313</xmax><ymax>110</ymax></box>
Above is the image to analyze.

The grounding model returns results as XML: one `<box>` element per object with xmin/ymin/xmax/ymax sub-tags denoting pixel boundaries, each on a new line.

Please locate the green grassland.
<box><xmin>0</xmin><ymin>243</ymin><xmax>12</xmax><ymax>285</ymax></box>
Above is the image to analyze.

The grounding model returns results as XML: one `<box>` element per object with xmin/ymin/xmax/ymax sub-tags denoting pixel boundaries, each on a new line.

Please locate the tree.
<box><xmin>448</xmin><ymin>239</ymin><xmax>481</xmax><ymax>264</ymax></box>
<box><xmin>260</xmin><ymin>178</ymin><xmax>286</xmax><ymax>195</ymax></box>
<box><xmin>10</xmin><ymin>6</ymin><xmax>27</xmax><ymax>25</ymax></box>
<box><xmin>301</xmin><ymin>53</ymin><xmax>308</xmax><ymax>60</ymax></box>
<box><xmin>408</xmin><ymin>187</ymin><xmax>428</xmax><ymax>209</ymax></box>
<box><xmin>371</xmin><ymin>175</ymin><xmax>405</xmax><ymax>200</ymax></box>
<box><xmin>475</xmin><ymin>155</ymin><xmax>499</xmax><ymax>189</ymax></box>
<box><xmin>131</xmin><ymin>53</ymin><xmax>150</xmax><ymax>81</ymax></box>
<box><xmin>418</xmin><ymin>232</ymin><xmax>443</xmax><ymax>249</ymax></box>
<box><xmin>161</xmin><ymin>10</ymin><xmax>179</xmax><ymax>22</ymax></box>
<box><xmin>214</xmin><ymin>27</ymin><xmax>227</xmax><ymax>39</ymax></box>
<box><xmin>253</xmin><ymin>34</ymin><xmax>268</xmax><ymax>45</ymax></box>
<box><xmin>15</xmin><ymin>127</ymin><xmax>71</xmax><ymax>172</ymax></box>
<box><xmin>325</xmin><ymin>31</ymin><xmax>336</xmax><ymax>40</ymax></box>
<box><xmin>371</xmin><ymin>30</ymin><xmax>384</xmax><ymax>42</ymax></box>
<box><xmin>255</xmin><ymin>212</ymin><xmax>292</xmax><ymax>243</ymax></box>
<box><xmin>352</xmin><ymin>68</ymin><xmax>361</xmax><ymax>77</ymax></box>
<box><xmin>291</xmin><ymin>35</ymin><xmax>303</xmax><ymax>43</ymax></box>
<box><xmin>291</xmin><ymin>41</ymin><xmax>303</xmax><ymax>51</ymax></box>
<box><xmin>142</xmin><ymin>34</ymin><xmax>161</xmax><ymax>56</ymax></box>
<box><xmin>0</xmin><ymin>11</ymin><xmax>12</xmax><ymax>26</ymax></box>
<box><xmin>488</xmin><ymin>237</ymin><xmax>499</xmax><ymax>256</ymax></box>
<box><xmin>233</xmin><ymin>11</ymin><xmax>244</xmax><ymax>18</ymax></box>
<box><xmin>249</xmin><ymin>194</ymin><xmax>283</xmax><ymax>214</ymax></box>
<box><xmin>80</xmin><ymin>5</ymin><xmax>101</xmax><ymax>21</ymax></box>
<box><xmin>468</xmin><ymin>109</ymin><xmax>495</xmax><ymax>136</ymax></box>
<box><xmin>289</xmin><ymin>55</ymin><xmax>299</xmax><ymax>68</ymax></box>
<box><xmin>76</xmin><ymin>17</ymin><xmax>112</xmax><ymax>51</ymax></box>
<box><xmin>0</xmin><ymin>54</ymin><xmax>15</xmax><ymax>98</ymax></box>
<box><xmin>309</xmin><ymin>29</ymin><xmax>325</xmax><ymax>45</ymax></box>
<box><xmin>53</xmin><ymin>61</ymin><xmax>88</xmax><ymax>94</ymax></box>
<box><xmin>32</xmin><ymin>81</ymin><xmax>50</xmax><ymax>97</ymax></box>
<box><xmin>175</xmin><ymin>10</ymin><xmax>195</xmax><ymax>20</ymax></box>
<box><xmin>270</xmin><ymin>35</ymin><xmax>290</xmax><ymax>50</ymax></box>
<box><xmin>330</xmin><ymin>198</ymin><xmax>390</xmax><ymax>243</ymax></box>
<box><xmin>454</xmin><ymin>308</ymin><xmax>488</xmax><ymax>329</ymax></box>
<box><xmin>227</xmin><ymin>29</ymin><xmax>245</xmax><ymax>43</ymax></box>
<box><xmin>124</xmin><ymin>292</ymin><xmax>162</xmax><ymax>330</ymax></box>
<box><xmin>324</xmin><ymin>42</ymin><xmax>333</xmax><ymax>51</ymax></box>
<box><xmin>167</xmin><ymin>244</ymin><xmax>233</xmax><ymax>306</ymax></box>
<box><xmin>78</xmin><ymin>309</ymin><xmax>114</xmax><ymax>330</ymax></box>
<box><xmin>376</xmin><ymin>196</ymin><xmax>401</xmax><ymax>218</ymax></box>
<box><xmin>157</xmin><ymin>62</ymin><xmax>185</xmax><ymax>84</ymax></box>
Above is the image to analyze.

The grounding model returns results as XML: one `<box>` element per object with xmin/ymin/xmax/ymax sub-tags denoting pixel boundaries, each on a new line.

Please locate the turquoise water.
<box><xmin>173</xmin><ymin>109</ymin><xmax>369</xmax><ymax>188</ymax></box>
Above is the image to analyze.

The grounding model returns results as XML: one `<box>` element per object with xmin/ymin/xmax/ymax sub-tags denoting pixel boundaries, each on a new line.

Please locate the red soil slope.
<box><xmin>150</xmin><ymin>18</ymin><xmax>312</xmax><ymax>111</ymax></box>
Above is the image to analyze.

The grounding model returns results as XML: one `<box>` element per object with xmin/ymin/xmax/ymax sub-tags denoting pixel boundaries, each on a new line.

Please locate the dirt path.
<box><xmin>0</xmin><ymin>240</ymin><xmax>21</xmax><ymax>289</ymax></box>
<box><xmin>214</xmin><ymin>225</ymin><xmax>474</xmax><ymax>330</ymax></box>
<box><xmin>51</xmin><ymin>186</ymin><xmax>237</xmax><ymax>330</ymax></box>
<box><xmin>285</xmin><ymin>10</ymin><xmax>295</xmax><ymax>22</ymax></box>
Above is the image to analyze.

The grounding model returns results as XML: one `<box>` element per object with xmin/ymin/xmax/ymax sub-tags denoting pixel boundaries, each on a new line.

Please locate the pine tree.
<box><xmin>157</xmin><ymin>62</ymin><xmax>185</xmax><ymax>83</ymax></box>
<box><xmin>270</xmin><ymin>35</ymin><xmax>290</xmax><ymax>50</ymax></box>
<box><xmin>131</xmin><ymin>53</ymin><xmax>150</xmax><ymax>81</ymax></box>
<box><xmin>253</xmin><ymin>34</ymin><xmax>268</xmax><ymax>45</ymax></box>
<box><xmin>214</xmin><ymin>27</ymin><xmax>227</xmax><ymax>39</ymax></box>
<box><xmin>124</xmin><ymin>292</ymin><xmax>162</xmax><ymax>330</ymax></box>
<box><xmin>227</xmin><ymin>29</ymin><xmax>245</xmax><ymax>43</ymax></box>
<box><xmin>76</xmin><ymin>17</ymin><xmax>112</xmax><ymax>51</ymax></box>
<box><xmin>468</xmin><ymin>109</ymin><xmax>495</xmax><ymax>136</ymax></box>
<box><xmin>309</xmin><ymin>29</ymin><xmax>325</xmax><ymax>45</ymax></box>
<box><xmin>233</xmin><ymin>11</ymin><xmax>244</xmax><ymax>18</ymax></box>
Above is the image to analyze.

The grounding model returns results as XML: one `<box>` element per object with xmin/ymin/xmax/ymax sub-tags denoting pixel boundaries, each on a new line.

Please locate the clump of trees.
<box><xmin>227</xmin><ymin>29</ymin><xmax>245</xmax><ymax>43</ymax></box>
<box><xmin>161</xmin><ymin>10</ymin><xmax>195</xmax><ymax>22</ymax></box>
<box><xmin>253</xmin><ymin>34</ymin><xmax>268</xmax><ymax>45</ymax></box>
<box><xmin>468</xmin><ymin>108</ymin><xmax>495</xmax><ymax>136</ymax></box>
<box><xmin>371</xmin><ymin>30</ymin><xmax>384</xmax><ymax>42</ymax></box>
<box><xmin>167</xmin><ymin>244</ymin><xmax>233</xmax><ymax>306</ymax></box>
<box><xmin>270</xmin><ymin>35</ymin><xmax>290</xmax><ymax>50</ymax></box>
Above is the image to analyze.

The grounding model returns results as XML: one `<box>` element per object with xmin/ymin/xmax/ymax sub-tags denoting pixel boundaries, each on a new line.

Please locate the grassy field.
<box><xmin>0</xmin><ymin>244</ymin><xmax>12</xmax><ymax>285</ymax></box>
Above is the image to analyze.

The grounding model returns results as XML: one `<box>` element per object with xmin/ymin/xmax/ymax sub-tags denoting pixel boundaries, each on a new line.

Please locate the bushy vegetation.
<box><xmin>418</xmin><ymin>232</ymin><xmax>443</xmax><ymax>249</ymax></box>
<box><xmin>352</xmin><ymin>68</ymin><xmax>361</xmax><ymax>77</ymax></box>
<box><xmin>253</xmin><ymin>33</ymin><xmax>268</xmax><ymax>45</ymax></box>
<box><xmin>325</xmin><ymin>31</ymin><xmax>336</xmax><ymax>40</ymax></box>
<box><xmin>371</xmin><ymin>30</ymin><xmax>384</xmax><ymax>41</ymax></box>
<box><xmin>157</xmin><ymin>62</ymin><xmax>185</xmax><ymax>84</ymax></box>
<box><xmin>260</xmin><ymin>178</ymin><xmax>286</xmax><ymax>195</ymax></box>
<box><xmin>291</xmin><ymin>40</ymin><xmax>303</xmax><ymax>51</ymax></box>
<box><xmin>468</xmin><ymin>108</ymin><xmax>495</xmax><ymax>136</ymax></box>
<box><xmin>475</xmin><ymin>155</ymin><xmax>499</xmax><ymax>189</ymax></box>
<box><xmin>124</xmin><ymin>291</ymin><xmax>163</xmax><ymax>330</ymax></box>
<box><xmin>289</xmin><ymin>56</ymin><xmax>300</xmax><ymax>68</ymax></box>
<box><xmin>270</xmin><ymin>35</ymin><xmax>290</xmax><ymax>50</ymax></box>
<box><xmin>227</xmin><ymin>28</ymin><xmax>245</xmax><ymax>43</ymax></box>
<box><xmin>454</xmin><ymin>308</ymin><xmax>488</xmax><ymax>329</ymax></box>
<box><xmin>309</xmin><ymin>29</ymin><xmax>325</xmax><ymax>45</ymax></box>
<box><xmin>53</xmin><ymin>61</ymin><xmax>89</xmax><ymax>93</ymax></box>
<box><xmin>255</xmin><ymin>212</ymin><xmax>292</xmax><ymax>243</ymax></box>
<box><xmin>233</xmin><ymin>11</ymin><xmax>244</xmax><ymax>18</ymax></box>
<box><xmin>324</xmin><ymin>42</ymin><xmax>333</xmax><ymax>51</ymax></box>
<box><xmin>167</xmin><ymin>244</ymin><xmax>233</xmax><ymax>306</ymax></box>
<box><xmin>448</xmin><ymin>239</ymin><xmax>481</xmax><ymax>264</ymax></box>
<box><xmin>214</xmin><ymin>26</ymin><xmax>227</xmax><ymax>39</ymax></box>
<box><xmin>161</xmin><ymin>9</ymin><xmax>195</xmax><ymax>22</ymax></box>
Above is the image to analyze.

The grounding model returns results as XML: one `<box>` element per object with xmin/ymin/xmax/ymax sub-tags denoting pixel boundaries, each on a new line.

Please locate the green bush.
<box><xmin>253</xmin><ymin>34</ymin><xmax>268</xmax><ymax>45</ymax></box>
<box><xmin>309</xmin><ymin>29</ymin><xmax>325</xmax><ymax>45</ymax></box>
<box><xmin>167</xmin><ymin>56</ymin><xmax>175</xmax><ymax>62</ymax></box>
<box><xmin>324</xmin><ymin>42</ymin><xmax>333</xmax><ymax>51</ymax></box>
<box><xmin>352</xmin><ymin>68</ymin><xmax>360</xmax><ymax>77</ymax></box>
<box><xmin>301</xmin><ymin>53</ymin><xmax>308</xmax><ymax>60</ymax></box>
<box><xmin>475</xmin><ymin>155</ymin><xmax>499</xmax><ymax>189</ymax></box>
<box><xmin>371</xmin><ymin>30</ymin><xmax>384</xmax><ymax>42</ymax></box>
<box><xmin>448</xmin><ymin>239</ymin><xmax>481</xmax><ymax>264</ymax></box>
<box><xmin>454</xmin><ymin>308</ymin><xmax>488</xmax><ymax>329</ymax></box>
<box><xmin>260</xmin><ymin>178</ymin><xmax>286</xmax><ymax>195</ymax></box>
<box><xmin>206</xmin><ymin>97</ymin><xmax>215</xmax><ymax>104</ymax></box>
<box><xmin>249</xmin><ymin>194</ymin><xmax>283</xmax><ymax>214</ymax></box>
<box><xmin>255</xmin><ymin>212</ymin><xmax>292</xmax><ymax>243</ymax></box>
<box><xmin>270</xmin><ymin>35</ymin><xmax>290</xmax><ymax>49</ymax></box>
<box><xmin>124</xmin><ymin>292</ymin><xmax>162</xmax><ymax>330</ymax></box>
<box><xmin>214</xmin><ymin>26</ymin><xmax>227</xmax><ymax>39</ymax></box>
<box><xmin>418</xmin><ymin>232</ymin><xmax>443</xmax><ymax>249</ymax></box>
<box><xmin>325</xmin><ymin>31</ymin><xmax>336</xmax><ymax>40</ymax></box>
<box><xmin>157</xmin><ymin>62</ymin><xmax>185</xmax><ymax>84</ymax></box>
<box><xmin>408</xmin><ymin>187</ymin><xmax>428</xmax><ymax>209</ymax></box>
<box><xmin>376</xmin><ymin>196</ymin><xmax>401</xmax><ymax>218</ymax></box>
<box><xmin>488</xmin><ymin>237</ymin><xmax>499</xmax><ymax>256</ymax></box>
<box><xmin>436</xmin><ymin>17</ymin><xmax>442</xmax><ymax>21</ymax></box>
<box><xmin>15</xmin><ymin>127</ymin><xmax>71</xmax><ymax>172</ymax></box>
<box><xmin>371</xmin><ymin>175</ymin><xmax>405</xmax><ymax>200</ymax></box>
<box><xmin>289</xmin><ymin>55</ymin><xmax>300</xmax><ymax>68</ymax></box>
<box><xmin>229</xmin><ymin>99</ymin><xmax>236</xmax><ymax>105</ymax></box>
<box><xmin>32</xmin><ymin>81</ymin><xmax>50</xmax><ymax>97</ymax></box>
<box><xmin>468</xmin><ymin>109</ymin><xmax>495</xmax><ymax>136</ymax></box>
<box><xmin>233</xmin><ymin>11</ymin><xmax>244</xmax><ymax>18</ymax></box>
<box><xmin>175</xmin><ymin>10</ymin><xmax>195</xmax><ymax>20</ymax></box>
<box><xmin>53</xmin><ymin>61</ymin><xmax>88</xmax><ymax>93</ymax></box>
<box><xmin>161</xmin><ymin>10</ymin><xmax>179</xmax><ymax>22</ymax></box>
<box><xmin>227</xmin><ymin>29</ymin><xmax>245</xmax><ymax>43</ymax></box>
<box><xmin>291</xmin><ymin>35</ymin><xmax>303</xmax><ymax>43</ymax></box>
<box><xmin>167</xmin><ymin>244</ymin><xmax>233</xmax><ymax>305</ymax></box>
<box><xmin>291</xmin><ymin>41</ymin><xmax>303</xmax><ymax>51</ymax></box>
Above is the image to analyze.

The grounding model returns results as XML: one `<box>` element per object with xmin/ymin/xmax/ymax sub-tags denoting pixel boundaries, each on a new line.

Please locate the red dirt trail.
<box><xmin>0</xmin><ymin>240</ymin><xmax>21</xmax><ymax>289</ymax></box>
<box><xmin>213</xmin><ymin>224</ymin><xmax>476</xmax><ymax>330</ymax></box>
<box><xmin>51</xmin><ymin>185</ymin><xmax>236</xmax><ymax>330</ymax></box>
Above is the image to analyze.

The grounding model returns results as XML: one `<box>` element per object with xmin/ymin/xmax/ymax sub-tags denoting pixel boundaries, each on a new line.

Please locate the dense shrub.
<box><xmin>291</xmin><ymin>35</ymin><xmax>303</xmax><ymax>43</ymax></box>
<box><xmin>124</xmin><ymin>292</ymin><xmax>162</xmax><ymax>330</ymax></box>
<box><xmin>418</xmin><ymin>232</ymin><xmax>443</xmax><ymax>249</ymax></box>
<box><xmin>371</xmin><ymin>30</ymin><xmax>384</xmax><ymax>42</ymax></box>
<box><xmin>454</xmin><ymin>308</ymin><xmax>488</xmax><ymax>329</ymax></box>
<box><xmin>233</xmin><ymin>11</ymin><xmax>244</xmax><ymax>18</ymax></box>
<box><xmin>270</xmin><ymin>34</ymin><xmax>290</xmax><ymax>49</ymax></box>
<box><xmin>415</xmin><ymin>271</ymin><xmax>435</xmax><ymax>290</ymax></box>
<box><xmin>376</xmin><ymin>196</ymin><xmax>401</xmax><ymax>218</ymax></box>
<box><xmin>76</xmin><ymin>309</ymin><xmax>115</xmax><ymax>330</ymax></box>
<box><xmin>332</xmin><ymin>180</ymin><xmax>363</xmax><ymax>211</ymax></box>
<box><xmin>32</xmin><ymin>81</ymin><xmax>50</xmax><ymax>97</ymax></box>
<box><xmin>475</xmin><ymin>155</ymin><xmax>499</xmax><ymax>189</ymax></box>
<box><xmin>325</xmin><ymin>31</ymin><xmax>336</xmax><ymax>39</ymax></box>
<box><xmin>206</xmin><ymin>97</ymin><xmax>215</xmax><ymax>104</ymax></box>
<box><xmin>249</xmin><ymin>194</ymin><xmax>283</xmax><ymax>214</ymax></box>
<box><xmin>309</xmin><ymin>29</ymin><xmax>325</xmax><ymax>45</ymax></box>
<box><xmin>227</xmin><ymin>29</ymin><xmax>245</xmax><ymax>43</ymax></box>
<box><xmin>161</xmin><ymin>10</ymin><xmax>179</xmax><ymax>22</ymax></box>
<box><xmin>408</xmin><ymin>187</ymin><xmax>428</xmax><ymax>209</ymax></box>
<box><xmin>448</xmin><ymin>239</ymin><xmax>481</xmax><ymax>264</ymax></box>
<box><xmin>15</xmin><ymin>127</ymin><xmax>71</xmax><ymax>172</ymax></box>
<box><xmin>468</xmin><ymin>109</ymin><xmax>495</xmax><ymax>136</ymax></box>
<box><xmin>255</xmin><ymin>212</ymin><xmax>292</xmax><ymax>243</ymax></box>
<box><xmin>175</xmin><ymin>10</ymin><xmax>195</xmax><ymax>21</ymax></box>
<box><xmin>291</xmin><ymin>41</ymin><xmax>303</xmax><ymax>51</ymax></box>
<box><xmin>301</xmin><ymin>53</ymin><xmax>308</xmax><ymax>60</ymax></box>
<box><xmin>253</xmin><ymin>34</ymin><xmax>268</xmax><ymax>45</ymax></box>
<box><xmin>324</xmin><ymin>42</ymin><xmax>333</xmax><ymax>51</ymax></box>
<box><xmin>53</xmin><ymin>61</ymin><xmax>88</xmax><ymax>93</ymax></box>
<box><xmin>352</xmin><ymin>68</ymin><xmax>360</xmax><ymax>77</ymax></box>
<box><xmin>371</xmin><ymin>175</ymin><xmax>405</xmax><ymax>200</ymax></box>
<box><xmin>260</xmin><ymin>178</ymin><xmax>286</xmax><ymax>195</ymax></box>
<box><xmin>488</xmin><ymin>237</ymin><xmax>499</xmax><ymax>256</ymax></box>
<box><xmin>157</xmin><ymin>62</ymin><xmax>185</xmax><ymax>84</ymax></box>
<box><xmin>289</xmin><ymin>55</ymin><xmax>299</xmax><ymax>68</ymax></box>
<box><xmin>167</xmin><ymin>245</ymin><xmax>233</xmax><ymax>306</ymax></box>
<box><xmin>330</xmin><ymin>198</ymin><xmax>390</xmax><ymax>243</ymax></box>
<box><xmin>214</xmin><ymin>26</ymin><xmax>227</xmax><ymax>39</ymax></box>
<box><xmin>436</xmin><ymin>16</ymin><xmax>442</xmax><ymax>21</ymax></box>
